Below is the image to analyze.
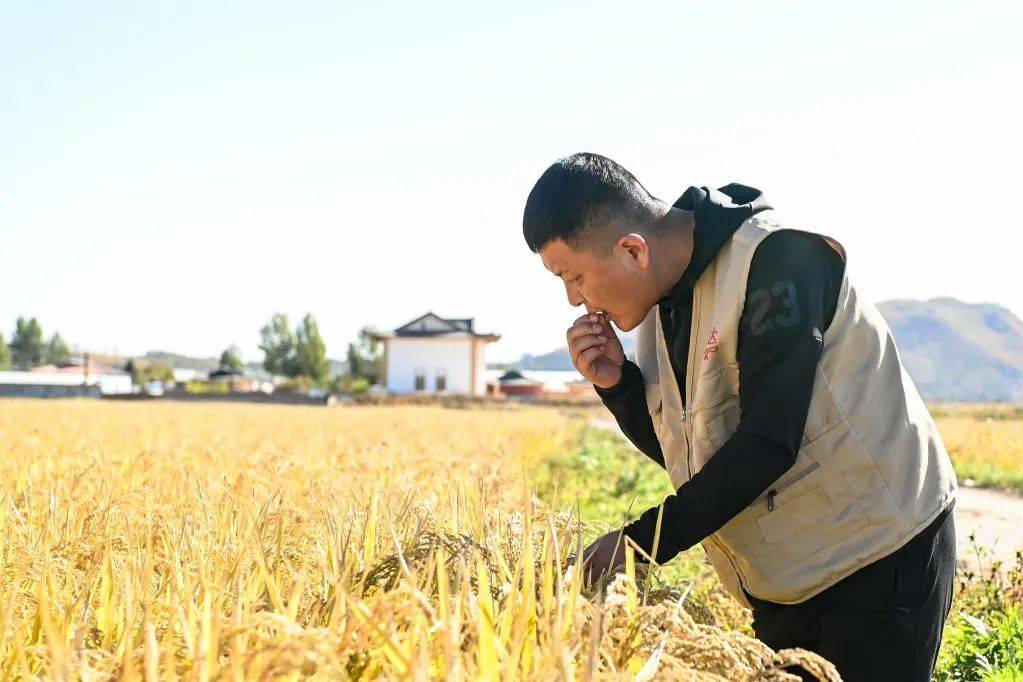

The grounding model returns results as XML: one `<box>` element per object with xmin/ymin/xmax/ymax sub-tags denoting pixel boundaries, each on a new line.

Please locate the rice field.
<box><xmin>0</xmin><ymin>399</ymin><xmax>842</xmax><ymax>681</ymax></box>
<box><xmin>936</xmin><ymin>414</ymin><xmax>1023</xmax><ymax>493</ymax></box>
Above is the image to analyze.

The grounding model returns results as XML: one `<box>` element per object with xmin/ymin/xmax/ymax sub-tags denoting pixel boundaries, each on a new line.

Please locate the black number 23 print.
<box><xmin>748</xmin><ymin>280</ymin><xmax>801</xmax><ymax>336</ymax></box>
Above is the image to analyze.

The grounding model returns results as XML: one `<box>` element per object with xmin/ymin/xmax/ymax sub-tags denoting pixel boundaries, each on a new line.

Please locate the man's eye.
<box><xmin>573</xmin><ymin>276</ymin><xmax>583</xmax><ymax>284</ymax></box>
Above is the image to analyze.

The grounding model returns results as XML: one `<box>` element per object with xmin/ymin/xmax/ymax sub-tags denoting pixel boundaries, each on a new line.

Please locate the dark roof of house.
<box><xmin>209</xmin><ymin>368</ymin><xmax>247</xmax><ymax>379</ymax></box>
<box><xmin>365</xmin><ymin>311</ymin><xmax>500</xmax><ymax>341</ymax></box>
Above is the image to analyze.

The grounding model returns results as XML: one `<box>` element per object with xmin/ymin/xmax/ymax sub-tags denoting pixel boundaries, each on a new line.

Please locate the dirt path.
<box><xmin>588</xmin><ymin>417</ymin><xmax>1023</xmax><ymax>574</ymax></box>
<box><xmin>950</xmin><ymin>486</ymin><xmax>1023</xmax><ymax>572</ymax></box>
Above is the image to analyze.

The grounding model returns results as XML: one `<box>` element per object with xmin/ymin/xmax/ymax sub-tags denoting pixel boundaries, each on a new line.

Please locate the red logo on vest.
<box><xmin>703</xmin><ymin>325</ymin><xmax>719</xmax><ymax>360</ymax></box>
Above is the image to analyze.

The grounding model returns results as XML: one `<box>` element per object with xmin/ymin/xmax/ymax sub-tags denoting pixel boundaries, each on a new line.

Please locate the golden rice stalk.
<box><xmin>0</xmin><ymin>400</ymin><xmax>851</xmax><ymax>680</ymax></box>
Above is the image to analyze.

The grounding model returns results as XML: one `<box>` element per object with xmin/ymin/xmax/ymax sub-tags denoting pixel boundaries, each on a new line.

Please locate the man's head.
<box><xmin>522</xmin><ymin>152</ymin><xmax>672</xmax><ymax>331</ymax></box>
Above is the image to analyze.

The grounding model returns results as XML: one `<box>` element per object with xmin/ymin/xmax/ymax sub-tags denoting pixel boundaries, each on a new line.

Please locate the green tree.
<box><xmin>124</xmin><ymin>358</ymin><xmax>137</xmax><ymax>382</ymax></box>
<box><xmin>148</xmin><ymin>363</ymin><xmax>175</xmax><ymax>383</ymax></box>
<box><xmin>139</xmin><ymin>363</ymin><xmax>174</xmax><ymax>384</ymax></box>
<box><xmin>10</xmin><ymin>317</ymin><xmax>44</xmax><ymax>369</ymax></box>
<box><xmin>295</xmin><ymin>314</ymin><xmax>328</xmax><ymax>381</ymax></box>
<box><xmin>123</xmin><ymin>359</ymin><xmax>173</xmax><ymax>386</ymax></box>
<box><xmin>219</xmin><ymin>345</ymin><xmax>244</xmax><ymax>372</ymax></box>
<box><xmin>345</xmin><ymin>341</ymin><xmax>363</xmax><ymax>380</ymax></box>
<box><xmin>45</xmin><ymin>332</ymin><xmax>70</xmax><ymax>365</ymax></box>
<box><xmin>0</xmin><ymin>334</ymin><xmax>10</xmax><ymax>370</ymax></box>
<box><xmin>259</xmin><ymin>313</ymin><xmax>298</xmax><ymax>377</ymax></box>
<box><xmin>346</xmin><ymin>326</ymin><xmax>383</xmax><ymax>384</ymax></box>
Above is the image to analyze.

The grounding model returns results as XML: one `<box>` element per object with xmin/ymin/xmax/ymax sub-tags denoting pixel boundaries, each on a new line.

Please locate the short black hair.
<box><xmin>522</xmin><ymin>152</ymin><xmax>662</xmax><ymax>254</ymax></box>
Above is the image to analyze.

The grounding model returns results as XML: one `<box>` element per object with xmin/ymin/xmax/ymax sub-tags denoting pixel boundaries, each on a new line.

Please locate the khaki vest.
<box><xmin>635</xmin><ymin>210</ymin><xmax>957</xmax><ymax>607</ymax></box>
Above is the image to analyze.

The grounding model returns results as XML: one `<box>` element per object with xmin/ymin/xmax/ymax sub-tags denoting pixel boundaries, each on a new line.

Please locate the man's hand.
<box><xmin>580</xmin><ymin>528</ymin><xmax>629</xmax><ymax>587</ymax></box>
<box><xmin>567</xmin><ymin>312</ymin><xmax>626</xmax><ymax>389</ymax></box>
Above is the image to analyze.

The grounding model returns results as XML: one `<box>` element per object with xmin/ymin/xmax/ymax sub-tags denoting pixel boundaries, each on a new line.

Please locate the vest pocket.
<box><xmin>750</xmin><ymin>461</ymin><xmax>820</xmax><ymax>512</ymax></box>
<box><xmin>756</xmin><ymin>485</ymin><xmax>834</xmax><ymax>544</ymax></box>
<box><xmin>692</xmin><ymin>363</ymin><xmax>740</xmax><ymax>411</ymax></box>
<box><xmin>716</xmin><ymin>426</ymin><xmax>871</xmax><ymax>583</ymax></box>
<box><xmin>694</xmin><ymin>399</ymin><xmax>740</xmax><ymax>452</ymax></box>
<box><xmin>714</xmin><ymin>459</ymin><xmax>832</xmax><ymax>573</ymax></box>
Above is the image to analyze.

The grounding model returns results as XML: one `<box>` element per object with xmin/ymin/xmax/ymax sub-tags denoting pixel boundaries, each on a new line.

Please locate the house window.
<box><xmin>414</xmin><ymin>367</ymin><xmax>426</xmax><ymax>391</ymax></box>
<box><xmin>435</xmin><ymin>368</ymin><xmax>446</xmax><ymax>392</ymax></box>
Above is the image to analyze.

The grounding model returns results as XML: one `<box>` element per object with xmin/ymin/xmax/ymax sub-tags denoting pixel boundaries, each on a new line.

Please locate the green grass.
<box><xmin>953</xmin><ymin>460</ymin><xmax>1023</xmax><ymax>495</ymax></box>
<box><xmin>538</xmin><ymin>422</ymin><xmax>673</xmax><ymax>524</ymax></box>
<box><xmin>937</xmin><ymin>605</ymin><xmax>1023</xmax><ymax>681</ymax></box>
<box><xmin>535</xmin><ymin>418</ymin><xmax>753</xmax><ymax>632</ymax></box>
<box><xmin>928</xmin><ymin>403</ymin><xmax>1023</xmax><ymax>421</ymax></box>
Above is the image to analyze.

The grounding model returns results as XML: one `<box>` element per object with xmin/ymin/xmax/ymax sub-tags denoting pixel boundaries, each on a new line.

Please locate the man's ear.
<box><xmin>619</xmin><ymin>233</ymin><xmax>650</xmax><ymax>268</ymax></box>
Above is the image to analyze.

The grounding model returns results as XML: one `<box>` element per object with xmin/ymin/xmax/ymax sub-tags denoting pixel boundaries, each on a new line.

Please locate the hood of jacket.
<box><xmin>657</xmin><ymin>183</ymin><xmax>773</xmax><ymax>309</ymax></box>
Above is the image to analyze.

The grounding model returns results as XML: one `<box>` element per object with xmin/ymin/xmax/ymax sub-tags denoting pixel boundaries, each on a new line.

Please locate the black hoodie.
<box><xmin>593</xmin><ymin>184</ymin><xmax>845</xmax><ymax>564</ymax></box>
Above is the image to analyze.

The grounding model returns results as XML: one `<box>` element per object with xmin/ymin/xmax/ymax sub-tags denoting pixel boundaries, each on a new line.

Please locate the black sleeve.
<box><xmin>620</xmin><ymin>231</ymin><xmax>844</xmax><ymax>563</ymax></box>
<box><xmin>592</xmin><ymin>359</ymin><xmax>665</xmax><ymax>469</ymax></box>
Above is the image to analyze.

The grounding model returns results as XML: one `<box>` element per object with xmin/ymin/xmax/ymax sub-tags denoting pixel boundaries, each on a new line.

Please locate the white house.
<box><xmin>172</xmin><ymin>368</ymin><xmax>203</xmax><ymax>383</ymax></box>
<box><xmin>0</xmin><ymin>369</ymin><xmax>132</xmax><ymax>397</ymax></box>
<box><xmin>365</xmin><ymin>312</ymin><xmax>500</xmax><ymax>396</ymax></box>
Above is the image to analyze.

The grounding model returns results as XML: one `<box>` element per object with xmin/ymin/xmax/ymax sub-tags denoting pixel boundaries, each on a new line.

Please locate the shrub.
<box><xmin>938</xmin><ymin>605</ymin><xmax>1023</xmax><ymax>681</ymax></box>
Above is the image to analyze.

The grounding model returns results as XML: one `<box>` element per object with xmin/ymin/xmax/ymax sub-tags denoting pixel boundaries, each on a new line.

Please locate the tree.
<box><xmin>346</xmin><ymin>326</ymin><xmax>383</xmax><ymax>384</ymax></box>
<box><xmin>145</xmin><ymin>363</ymin><xmax>175</xmax><ymax>383</ymax></box>
<box><xmin>346</xmin><ymin>341</ymin><xmax>363</xmax><ymax>380</ymax></box>
<box><xmin>0</xmin><ymin>334</ymin><xmax>10</xmax><ymax>370</ymax></box>
<box><xmin>295</xmin><ymin>314</ymin><xmax>328</xmax><ymax>381</ymax></box>
<box><xmin>219</xmin><ymin>345</ymin><xmax>244</xmax><ymax>372</ymax></box>
<box><xmin>259</xmin><ymin>313</ymin><xmax>298</xmax><ymax>376</ymax></box>
<box><xmin>45</xmin><ymin>332</ymin><xmax>70</xmax><ymax>365</ymax></box>
<box><xmin>10</xmin><ymin>317</ymin><xmax>44</xmax><ymax>369</ymax></box>
<box><xmin>259</xmin><ymin>313</ymin><xmax>330</xmax><ymax>380</ymax></box>
<box><xmin>129</xmin><ymin>362</ymin><xmax>174</xmax><ymax>385</ymax></box>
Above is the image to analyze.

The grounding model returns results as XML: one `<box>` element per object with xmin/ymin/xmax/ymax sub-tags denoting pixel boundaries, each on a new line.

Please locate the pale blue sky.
<box><xmin>3</xmin><ymin>1</ymin><xmax>1021</xmax><ymax>363</ymax></box>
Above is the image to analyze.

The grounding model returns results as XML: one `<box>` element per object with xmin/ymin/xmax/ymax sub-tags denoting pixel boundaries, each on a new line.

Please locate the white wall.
<box><xmin>386</xmin><ymin>338</ymin><xmax>485</xmax><ymax>395</ymax></box>
<box><xmin>97</xmin><ymin>374</ymin><xmax>133</xmax><ymax>395</ymax></box>
<box><xmin>472</xmin><ymin>340</ymin><xmax>487</xmax><ymax>395</ymax></box>
<box><xmin>0</xmin><ymin>371</ymin><xmax>132</xmax><ymax>395</ymax></box>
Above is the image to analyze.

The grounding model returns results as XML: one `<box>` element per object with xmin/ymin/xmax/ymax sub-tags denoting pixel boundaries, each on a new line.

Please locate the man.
<box><xmin>521</xmin><ymin>152</ymin><xmax>958</xmax><ymax>681</ymax></box>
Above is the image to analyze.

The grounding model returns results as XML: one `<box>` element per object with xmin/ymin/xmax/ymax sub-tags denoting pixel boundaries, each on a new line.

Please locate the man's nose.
<box><xmin>564</xmin><ymin>281</ymin><xmax>585</xmax><ymax>308</ymax></box>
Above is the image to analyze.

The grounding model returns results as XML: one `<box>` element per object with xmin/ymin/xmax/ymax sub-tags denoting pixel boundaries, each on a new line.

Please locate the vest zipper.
<box><xmin>680</xmin><ymin>291</ymin><xmax>753</xmax><ymax>594</ymax></box>
<box><xmin>683</xmin><ymin>369</ymin><xmax>752</xmax><ymax>595</ymax></box>
<box><xmin>684</xmin><ymin>283</ymin><xmax>756</xmax><ymax>602</ymax></box>
<box><xmin>751</xmin><ymin>462</ymin><xmax>821</xmax><ymax>512</ymax></box>
<box><xmin>683</xmin><ymin>294</ymin><xmax>698</xmax><ymax>482</ymax></box>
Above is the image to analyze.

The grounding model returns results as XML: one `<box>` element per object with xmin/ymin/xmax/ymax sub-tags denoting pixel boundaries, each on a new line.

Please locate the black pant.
<box><xmin>742</xmin><ymin>500</ymin><xmax>957</xmax><ymax>682</ymax></box>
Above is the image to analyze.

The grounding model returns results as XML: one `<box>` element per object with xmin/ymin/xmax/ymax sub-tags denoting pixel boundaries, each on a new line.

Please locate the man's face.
<box><xmin>539</xmin><ymin>234</ymin><xmax>654</xmax><ymax>332</ymax></box>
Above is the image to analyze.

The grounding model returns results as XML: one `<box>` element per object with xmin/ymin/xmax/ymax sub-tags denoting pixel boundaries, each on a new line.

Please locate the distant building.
<box><xmin>484</xmin><ymin>367</ymin><xmax>600</xmax><ymax>403</ymax></box>
<box><xmin>32</xmin><ymin>359</ymin><xmax>123</xmax><ymax>377</ymax></box>
<box><xmin>495</xmin><ymin>369</ymin><xmax>544</xmax><ymax>398</ymax></box>
<box><xmin>206</xmin><ymin>368</ymin><xmax>274</xmax><ymax>394</ymax></box>
<box><xmin>365</xmin><ymin>312</ymin><xmax>500</xmax><ymax>396</ymax></box>
<box><xmin>1</xmin><ymin>364</ymin><xmax>132</xmax><ymax>398</ymax></box>
<box><xmin>172</xmin><ymin>368</ymin><xmax>203</xmax><ymax>383</ymax></box>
